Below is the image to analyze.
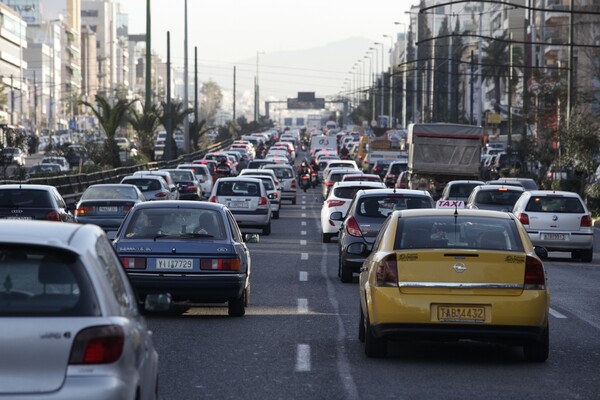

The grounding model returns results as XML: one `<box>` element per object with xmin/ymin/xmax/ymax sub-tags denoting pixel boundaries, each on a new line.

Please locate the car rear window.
<box><xmin>393</xmin><ymin>216</ymin><xmax>523</xmax><ymax>252</ymax></box>
<box><xmin>82</xmin><ymin>186</ymin><xmax>138</xmax><ymax>200</ymax></box>
<box><xmin>217</xmin><ymin>181</ymin><xmax>261</xmax><ymax>197</ymax></box>
<box><xmin>123</xmin><ymin>179</ymin><xmax>162</xmax><ymax>192</ymax></box>
<box><xmin>389</xmin><ymin>163</ymin><xmax>408</xmax><ymax>175</ymax></box>
<box><xmin>267</xmin><ymin>168</ymin><xmax>293</xmax><ymax>179</ymax></box>
<box><xmin>475</xmin><ymin>189</ymin><xmax>522</xmax><ymax>206</ymax></box>
<box><xmin>0</xmin><ymin>245</ymin><xmax>100</xmax><ymax>316</ymax></box>
<box><xmin>124</xmin><ymin>208</ymin><xmax>226</xmax><ymax>239</ymax></box>
<box><xmin>0</xmin><ymin>189</ymin><xmax>52</xmax><ymax>208</ymax></box>
<box><xmin>525</xmin><ymin>196</ymin><xmax>585</xmax><ymax>213</ymax></box>
<box><xmin>329</xmin><ymin>172</ymin><xmax>352</xmax><ymax>183</ymax></box>
<box><xmin>358</xmin><ymin>195</ymin><xmax>433</xmax><ymax>217</ymax></box>
<box><xmin>449</xmin><ymin>183</ymin><xmax>481</xmax><ymax>198</ymax></box>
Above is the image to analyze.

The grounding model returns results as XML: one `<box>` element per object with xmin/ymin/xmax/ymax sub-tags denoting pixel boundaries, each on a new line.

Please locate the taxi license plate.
<box><xmin>437</xmin><ymin>305</ymin><xmax>485</xmax><ymax>323</ymax></box>
<box><xmin>228</xmin><ymin>201</ymin><xmax>248</xmax><ymax>208</ymax></box>
<box><xmin>98</xmin><ymin>206</ymin><xmax>118</xmax><ymax>213</ymax></box>
<box><xmin>542</xmin><ymin>233</ymin><xmax>566</xmax><ymax>240</ymax></box>
<box><xmin>156</xmin><ymin>259</ymin><xmax>193</xmax><ymax>270</ymax></box>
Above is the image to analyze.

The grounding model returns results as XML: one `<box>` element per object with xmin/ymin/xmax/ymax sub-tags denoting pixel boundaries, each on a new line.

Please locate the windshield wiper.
<box><xmin>178</xmin><ymin>233</ymin><xmax>214</xmax><ymax>238</ymax></box>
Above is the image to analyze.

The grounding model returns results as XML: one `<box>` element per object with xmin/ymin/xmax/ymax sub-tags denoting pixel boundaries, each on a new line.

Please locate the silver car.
<box><xmin>263</xmin><ymin>164</ymin><xmax>297</xmax><ymax>205</ymax></box>
<box><xmin>512</xmin><ymin>190</ymin><xmax>594</xmax><ymax>262</ymax></box>
<box><xmin>121</xmin><ymin>175</ymin><xmax>174</xmax><ymax>201</ymax></box>
<box><xmin>0</xmin><ymin>220</ymin><xmax>164</xmax><ymax>399</ymax></box>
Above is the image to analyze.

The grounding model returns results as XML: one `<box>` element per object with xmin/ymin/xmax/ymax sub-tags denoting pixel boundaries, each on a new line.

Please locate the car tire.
<box><xmin>322</xmin><ymin>233</ymin><xmax>331</xmax><ymax>243</ymax></box>
<box><xmin>292</xmin><ymin>198</ymin><xmax>297</xmax><ymax>205</ymax></box>
<box><xmin>340</xmin><ymin>262</ymin><xmax>353</xmax><ymax>283</ymax></box>
<box><xmin>364</xmin><ymin>316</ymin><xmax>386</xmax><ymax>358</ymax></box>
<box><xmin>580</xmin><ymin>249</ymin><xmax>593</xmax><ymax>263</ymax></box>
<box><xmin>523</xmin><ymin>325</ymin><xmax>549</xmax><ymax>362</ymax></box>
<box><xmin>262</xmin><ymin>222</ymin><xmax>271</xmax><ymax>236</ymax></box>
<box><xmin>273</xmin><ymin>210</ymin><xmax>280</xmax><ymax>220</ymax></box>
<box><xmin>358</xmin><ymin>307</ymin><xmax>366</xmax><ymax>343</ymax></box>
<box><xmin>228</xmin><ymin>291</ymin><xmax>246</xmax><ymax>317</ymax></box>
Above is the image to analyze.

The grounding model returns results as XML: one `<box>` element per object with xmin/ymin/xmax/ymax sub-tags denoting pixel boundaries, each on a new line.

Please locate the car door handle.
<box><xmin>360</xmin><ymin>267</ymin><xmax>368</xmax><ymax>272</ymax></box>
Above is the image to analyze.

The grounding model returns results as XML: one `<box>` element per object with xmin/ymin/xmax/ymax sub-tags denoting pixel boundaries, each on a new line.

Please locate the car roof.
<box><xmin>393</xmin><ymin>208</ymin><xmax>515</xmax><ymax>219</ymax></box>
<box><xmin>446</xmin><ymin>180</ymin><xmax>485</xmax><ymax>185</ymax></box>
<box><xmin>0</xmin><ymin>184</ymin><xmax>57</xmax><ymax>190</ymax></box>
<box><xmin>132</xmin><ymin>200</ymin><xmax>226</xmax><ymax>211</ymax></box>
<box><xmin>331</xmin><ymin>181</ymin><xmax>385</xmax><ymax>189</ymax></box>
<box><xmin>474</xmin><ymin>184</ymin><xmax>524</xmax><ymax>191</ymax></box>
<box><xmin>524</xmin><ymin>190</ymin><xmax>582</xmax><ymax>197</ymax></box>
<box><xmin>355</xmin><ymin>188</ymin><xmax>432</xmax><ymax>197</ymax></box>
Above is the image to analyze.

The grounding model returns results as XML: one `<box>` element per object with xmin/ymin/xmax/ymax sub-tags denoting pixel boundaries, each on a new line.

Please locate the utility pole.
<box><xmin>165</xmin><ymin>31</ymin><xmax>172</xmax><ymax>160</ymax></box>
<box><xmin>233</xmin><ymin>66</ymin><xmax>236</xmax><ymax>122</ymax></box>
<box><xmin>476</xmin><ymin>1</ymin><xmax>483</xmax><ymax>126</ymax></box>
<box><xmin>194</xmin><ymin>46</ymin><xmax>198</xmax><ymax>133</ymax></box>
<box><xmin>10</xmin><ymin>74</ymin><xmax>14</xmax><ymax>125</ymax></box>
<box><xmin>145</xmin><ymin>0</ymin><xmax>152</xmax><ymax>111</ymax></box>
<box><xmin>183</xmin><ymin>0</ymin><xmax>190</xmax><ymax>153</ymax></box>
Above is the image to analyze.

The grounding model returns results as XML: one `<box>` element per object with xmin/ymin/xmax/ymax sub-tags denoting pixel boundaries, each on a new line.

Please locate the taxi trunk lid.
<box><xmin>396</xmin><ymin>250</ymin><xmax>526</xmax><ymax>296</ymax></box>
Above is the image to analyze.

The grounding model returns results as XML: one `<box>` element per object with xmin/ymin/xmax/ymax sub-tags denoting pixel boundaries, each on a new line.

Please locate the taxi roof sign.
<box><xmin>436</xmin><ymin>200</ymin><xmax>465</xmax><ymax>209</ymax></box>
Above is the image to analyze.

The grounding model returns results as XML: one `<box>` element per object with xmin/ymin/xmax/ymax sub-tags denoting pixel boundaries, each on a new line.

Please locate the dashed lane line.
<box><xmin>296</xmin><ymin>344</ymin><xmax>311</xmax><ymax>372</ymax></box>
<box><xmin>299</xmin><ymin>271</ymin><xmax>308</xmax><ymax>281</ymax></box>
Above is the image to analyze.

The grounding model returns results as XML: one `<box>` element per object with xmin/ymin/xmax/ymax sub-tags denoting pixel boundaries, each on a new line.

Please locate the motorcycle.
<box><xmin>310</xmin><ymin>172</ymin><xmax>318</xmax><ymax>188</ymax></box>
<box><xmin>301</xmin><ymin>173</ymin><xmax>311</xmax><ymax>192</ymax></box>
<box><xmin>215</xmin><ymin>165</ymin><xmax>231</xmax><ymax>179</ymax></box>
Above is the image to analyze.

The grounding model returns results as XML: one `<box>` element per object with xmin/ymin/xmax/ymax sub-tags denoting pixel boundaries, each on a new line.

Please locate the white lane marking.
<box><xmin>299</xmin><ymin>271</ymin><xmax>308</xmax><ymax>281</ymax></box>
<box><xmin>302</xmin><ymin>196</ymin><xmax>306</xmax><ymax>200</ymax></box>
<box><xmin>302</xmin><ymin>206</ymin><xmax>307</xmax><ymax>210</ymax></box>
<box><xmin>301</xmin><ymin>221</ymin><xmax>307</xmax><ymax>226</ymax></box>
<box><xmin>301</xmin><ymin>252</ymin><xmax>308</xmax><ymax>260</ymax></box>
<box><xmin>297</xmin><ymin>298</ymin><xmax>308</xmax><ymax>314</ymax></box>
<box><xmin>301</xmin><ymin>213</ymin><xmax>307</xmax><ymax>218</ymax></box>
<box><xmin>550</xmin><ymin>308</ymin><xmax>567</xmax><ymax>319</ymax></box>
<box><xmin>296</xmin><ymin>344</ymin><xmax>311</xmax><ymax>372</ymax></box>
<box><xmin>301</xmin><ymin>231</ymin><xmax>307</xmax><ymax>235</ymax></box>
<box><xmin>302</xmin><ymin>200</ymin><xmax>306</xmax><ymax>205</ymax></box>
<box><xmin>300</xmin><ymin>240</ymin><xmax>307</xmax><ymax>245</ymax></box>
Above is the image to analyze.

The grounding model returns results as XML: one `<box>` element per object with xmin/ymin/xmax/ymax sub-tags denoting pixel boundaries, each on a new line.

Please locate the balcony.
<box><xmin>545</xmin><ymin>4</ymin><xmax>569</xmax><ymax>25</ymax></box>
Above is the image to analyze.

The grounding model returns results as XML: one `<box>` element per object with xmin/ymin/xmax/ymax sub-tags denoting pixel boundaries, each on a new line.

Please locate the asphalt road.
<box><xmin>146</xmin><ymin>185</ymin><xmax>600</xmax><ymax>400</ymax></box>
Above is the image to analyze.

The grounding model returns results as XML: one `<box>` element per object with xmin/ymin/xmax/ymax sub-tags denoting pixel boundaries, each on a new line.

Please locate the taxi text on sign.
<box><xmin>436</xmin><ymin>200</ymin><xmax>465</xmax><ymax>209</ymax></box>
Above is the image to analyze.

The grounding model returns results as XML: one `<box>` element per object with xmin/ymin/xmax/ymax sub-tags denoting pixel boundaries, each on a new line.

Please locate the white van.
<box><xmin>310</xmin><ymin>135</ymin><xmax>337</xmax><ymax>157</ymax></box>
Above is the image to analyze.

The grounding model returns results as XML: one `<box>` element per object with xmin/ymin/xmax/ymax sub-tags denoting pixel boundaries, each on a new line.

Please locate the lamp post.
<box><xmin>254</xmin><ymin>51</ymin><xmax>265</xmax><ymax>122</ymax></box>
<box><xmin>369</xmin><ymin>46</ymin><xmax>379</xmax><ymax>121</ymax></box>
<box><xmin>395</xmin><ymin>22</ymin><xmax>408</xmax><ymax>128</ymax></box>
<box><xmin>383</xmin><ymin>34</ymin><xmax>395</xmax><ymax>128</ymax></box>
<box><xmin>374</xmin><ymin>42</ymin><xmax>385</xmax><ymax>127</ymax></box>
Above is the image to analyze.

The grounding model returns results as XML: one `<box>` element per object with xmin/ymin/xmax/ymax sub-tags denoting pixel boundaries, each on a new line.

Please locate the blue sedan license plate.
<box><xmin>156</xmin><ymin>258</ymin><xmax>193</xmax><ymax>270</ymax></box>
<box><xmin>437</xmin><ymin>305</ymin><xmax>485</xmax><ymax>323</ymax></box>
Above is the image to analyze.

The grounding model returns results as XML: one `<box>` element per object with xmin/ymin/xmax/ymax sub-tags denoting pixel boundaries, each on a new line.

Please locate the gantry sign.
<box><xmin>265</xmin><ymin>92</ymin><xmax>348</xmax><ymax>120</ymax></box>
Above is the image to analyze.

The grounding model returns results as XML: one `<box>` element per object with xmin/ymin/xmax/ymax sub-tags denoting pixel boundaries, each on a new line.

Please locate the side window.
<box><xmin>95</xmin><ymin>236</ymin><xmax>137</xmax><ymax>315</ymax></box>
<box><xmin>53</xmin><ymin>189</ymin><xmax>67</xmax><ymax>209</ymax></box>
<box><xmin>227</xmin><ymin>211</ymin><xmax>243</xmax><ymax>242</ymax></box>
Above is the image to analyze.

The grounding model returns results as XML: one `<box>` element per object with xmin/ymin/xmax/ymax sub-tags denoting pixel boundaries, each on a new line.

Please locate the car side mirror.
<box><xmin>171</xmin><ymin>186</ymin><xmax>177</xmax><ymax>192</ymax></box>
<box><xmin>244</xmin><ymin>233</ymin><xmax>260</xmax><ymax>243</ymax></box>
<box><xmin>347</xmin><ymin>242</ymin><xmax>369</xmax><ymax>256</ymax></box>
<box><xmin>330</xmin><ymin>211</ymin><xmax>344</xmax><ymax>221</ymax></box>
<box><xmin>144</xmin><ymin>293</ymin><xmax>172</xmax><ymax>312</ymax></box>
<box><xmin>533</xmin><ymin>246</ymin><xmax>548</xmax><ymax>259</ymax></box>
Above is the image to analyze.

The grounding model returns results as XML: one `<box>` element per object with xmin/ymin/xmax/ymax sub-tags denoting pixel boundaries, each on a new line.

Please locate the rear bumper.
<box><xmin>527</xmin><ymin>231</ymin><xmax>593</xmax><ymax>251</ymax></box>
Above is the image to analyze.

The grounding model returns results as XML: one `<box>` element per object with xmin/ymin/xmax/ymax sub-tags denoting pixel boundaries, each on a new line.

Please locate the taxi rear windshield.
<box><xmin>393</xmin><ymin>216</ymin><xmax>523</xmax><ymax>252</ymax></box>
<box><xmin>358</xmin><ymin>195</ymin><xmax>433</xmax><ymax>217</ymax></box>
<box><xmin>525</xmin><ymin>196</ymin><xmax>584</xmax><ymax>213</ymax></box>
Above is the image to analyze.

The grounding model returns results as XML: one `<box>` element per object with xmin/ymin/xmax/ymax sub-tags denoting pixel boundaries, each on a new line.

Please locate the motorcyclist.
<box><xmin>339</xmin><ymin>145</ymin><xmax>350</xmax><ymax>159</ymax></box>
<box><xmin>216</xmin><ymin>157</ymin><xmax>230</xmax><ymax>177</ymax></box>
<box><xmin>298</xmin><ymin>161</ymin><xmax>312</xmax><ymax>192</ymax></box>
<box><xmin>236</xmin><ymin>155</ymin><xmax>248</xmax><ymax>173</ymax></box>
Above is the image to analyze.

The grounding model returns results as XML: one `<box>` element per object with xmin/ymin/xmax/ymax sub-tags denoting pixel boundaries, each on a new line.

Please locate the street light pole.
<box><xmin>383</xmin><ymin>34</ymin><xmax>394</xmax><ymax>128</ymax></box>
<box><xmin>395</xmin><ymin>22</ymin><xmax>408</xmax><ymax>128</ymax></box>
<box><xmin>183</xmin><ymin>0</ymin><xmax>190</xmax><ymax>153</ymax></box>
<box><xmin>374</xmin><ymin>42</ymin><xmax>384</xmax><ymax>127</ymax></box>
<box><xmin>254</xmin><ymin>51</ymin><xmax>264</xmax><ymax>123</ymax></box>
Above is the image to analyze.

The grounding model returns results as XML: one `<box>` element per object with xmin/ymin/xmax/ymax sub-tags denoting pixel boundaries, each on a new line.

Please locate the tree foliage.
<box><xmin>199</xmin><ymin>80</ymin><xmax>223</xmax><ymax>126</ymax></box>
<box><xmin>559</xmin><ymin>113</ymin><xmax>600</xmax><ymax>192</ymax></box>
<box><xmin>127</xmin><ymin>101</ymin><xmax>161</xmax><ymax>161</ymax></box>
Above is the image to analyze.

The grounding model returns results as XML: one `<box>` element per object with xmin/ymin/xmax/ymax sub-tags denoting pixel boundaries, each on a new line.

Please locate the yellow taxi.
<box><xmin>358</xmin><ymin>208</ymin><xmax>550</xmax><ymax>361</ymax></box>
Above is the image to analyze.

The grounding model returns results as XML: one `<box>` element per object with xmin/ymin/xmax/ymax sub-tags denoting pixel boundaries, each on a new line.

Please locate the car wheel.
<box><xmin>340</xmin><ymin>261</ymin><xmax>353</xmax><ymax>283</ymax></box>
<box><xmin>523</xmin><ymin>325</ymin><xmax>549</xmax><ymax>362</ymax></box>
<box><xmin>273</xmin><ymin>210</ymin><xmax>280</xmax><ymax>219</ymax></box>
<box><xmin>262</xmin><ymin>222</ymin><xmax>271</xmax><ymax>235</ymax></box>
<box><xmin>580</xmin><ymin>249</ymin><xmax>593</xmax><ymax>263</ymax></box>
<box><xmin>322</xmin><ymin>233</ymin><xmax>331</xmax><ymax>243</ymax></box>
<box><xmin>292</xmin><ymin>198</ymin><xmax>297</xmax><ymax>205</ymax></box>
<box><xmin>337</xmin><ymin>254</ymin><xmax>342</xmax><ymax>277</ymax></box>
<box><xmin>228</xmin><ymin>291</ymin><xmax>246</xmax><ymax>317</ymax></box>
<box><xmin>364</xmin><ymin>316</ymin><xmax>386</xmax><ymax>358</ymax></box>
<box><xmin>358</xmin><ymin>307</ymin><xmax>366</xmax><ymax>343</ymax></box>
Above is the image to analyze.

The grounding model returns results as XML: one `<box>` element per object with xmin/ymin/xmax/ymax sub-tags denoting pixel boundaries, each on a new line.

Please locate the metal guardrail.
<box><xmin>0</xmin><ymin>139</ymin><xmax>232</xmax><ymax>205</ymax></box>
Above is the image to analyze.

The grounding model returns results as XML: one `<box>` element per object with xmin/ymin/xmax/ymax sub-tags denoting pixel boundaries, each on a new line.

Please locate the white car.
<box><xmin>239</xmin><ymin>169</ymin><xmax>282</xmax><ymax>200</ymax></box>
<box><xmin>132</xmin><ymin>170</ymin><xmax>179</xmax><ymax>200</ymax></box>
<box><xmin>263</xmin><ymin>164</ymin><xmax>297</xmax><ymax>205</ymax></box>
<box><xmin>41</xmin><ymin>156</ymin><xmax>70</xmax><ymax>171</ymax></box>
<box><xmin>242</xmin><ymin>174</ymin><xmax>281</xmax><ymax>219</ymax></box>
<box><xmin>177</xmin><ymin>163</ymin><xmax>213</xmax><ymax>199</ymax></box>
<box><xmin>320</xmin><ymin>181</ymin><xmax>386</xmax><ymax>243</ymax></box>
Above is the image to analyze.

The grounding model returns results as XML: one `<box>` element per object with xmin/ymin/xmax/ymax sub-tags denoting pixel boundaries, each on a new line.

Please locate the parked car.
<box><xmin>320</xmin><ymin>181</ymin><xmax>386</xmax><ymax>243</ymax></box>
<box><xmin>0</xmin><ymin>184</ymin><xmax>74</xmax><ymax>222</ymax></box>
<box><xmin>160</xmin><ymin>168</ymin><xmax>202</xmax><ymax>200</ymax></box>
<box><xmin>466</xmin><ymin>184</ymin><xmax>525</xmax><ymax>211</ymax></box>
<box><xmin>334</xmin><ymin>188</ymin><xmax>434</xmax><ymax>282</ymax></box>
<box><xmin>74</xmin><ymin>184</ymin><xmax>146</xmax><ymax>235</ymax></box>
<box><xmin>120</xmin><ymin>175</ymin><xmax>174</xmax><ymax>201</ymax></box>
<box><xmin>65</xmin><ymin>144</ymin><xmax>91</xmax><ymax>169</ymax></box>
<box><xmin>41</xmin><ymin>155</ymin><xmax>70</xmax><ymax>171</ymax></box>
<box><xmin>27</xmin><ymin>163</ymin><xmax>62</xmax><ymax>177</ymax></box>
<box><xmin>113</xmin><ymin>201</ymin><xmax>257</xmax><ymax>316</ymax></box>
<box><xmin>358</xmin><ymin>208</ymin><xmax>549</xmax><ymax>361</ymax></box>
<box><xmin>513</xmin><ymin>190</ymin><xmax>594</xmax><ymax>262</ymax></box>
<box><xmin>209</xmin><ymin>177</ymin><xmax>272</xmax><ymax>235</ymax></box>
<box><xmin>1</xmin><ymin>147</ymin><xmax>26</xmax><ymax>166</ymax></box>
<box><xmin>0</xmin><ymin>220</ymin><xmax>164</xmax><ymax>398</ymax></box>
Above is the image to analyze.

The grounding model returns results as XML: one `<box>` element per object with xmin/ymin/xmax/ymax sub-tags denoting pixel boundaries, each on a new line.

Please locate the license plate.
<box><xmin>437</xmin><ymin>305</ymin><xmax>486</xmax><ymax>323</ymax></box>
<box><xmin>228</xmin><ymin>201</ymin><xmax>249</xmax><ymax>208</ymax></box>
<box><xmin>98</xmin><ymin>206</ymin><xmax>118</xmax><ymax>213</ymax></box>
<box><xmin>542</xmin><ymin>233</ymin><xmax>566</xmax><ymax>240</ymax></box>
<box><xmin>5</xmin><ymin>216</ymin><xmax>32</xmax><ymax>220</ymax></box>
<box><xmin>156</xmin><ymin>258</ymin><xmax>193</xmax><ymax>270</ymax></box>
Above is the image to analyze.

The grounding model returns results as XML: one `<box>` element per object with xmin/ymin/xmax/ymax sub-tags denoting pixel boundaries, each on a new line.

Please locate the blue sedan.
<box><xmin>113</xmin><ymin>201</ymin><xmax>257</xmax><ymax>317</ymax></box>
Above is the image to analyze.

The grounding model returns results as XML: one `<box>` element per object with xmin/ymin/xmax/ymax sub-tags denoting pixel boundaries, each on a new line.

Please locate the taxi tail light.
<box><xmin>581</xmin><ymin>215</ymin><xmax>592</xmax><ymax>227</ymax></box>
<box><xmin>75</xmin><ymin>206</ymin><xmax>93</xmax><ymax>216</ymax></box>
<box><xmin>258</xmin><ymin>197</ymin><xmax>269</xmax><ymax>206</ymax></box>
<box><xmin>208</xmin><ymin>196</ymin><xmax>217</xmax><ymax>203</ymax></box>
<box><xmin>524</xmin><ymin>255</ymin><xmax>545</xmax><ymax>289</ymax></box>
<box><xmin>120</xmin><ymin>257</ymin><xmax>147</xmax><ymax>269</ymax></box>
<box><xmin>345</xmin><ymin>216</ymin><xmax>363</xmax><ymax>237</ymax></box>
<box><xmin>327</xmin><ymin>200</ymin><xmax>346</xmax><ymax>208</ymax></box>
<box><xmin>46</xmin><ymin>210</ymin><xmax>62</xmax><ymax>221</ymax></box>
<box><xmin>201</xmin><ymin>258</ymin><xmax>241</xmax><ymax>271</ymax></box>
<box><xmin>69</xmin><ymin>325</ymin><xmax>124</xmax><ymax>364</ymax></box>
<box><xmin>375</xmin><ymin>253</ymin><xmax>398</xmax><ymax>287</ymax></box>
<box><xmin>517</xmin><ymin>212</ymin><xmax>529</xmax><ymax>225</ymax></box>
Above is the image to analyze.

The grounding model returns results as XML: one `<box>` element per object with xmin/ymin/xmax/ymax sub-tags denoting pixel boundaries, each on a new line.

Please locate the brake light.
<box><xmin>345</xmin><ymin>216</ymin><xmax>363</xmax><ymax>237</ymax></box>
<box><xmin>524</xmin><ymin>255</ymin><xmax>545</xmax><ymax>289</ymax></box>
<box><xmin>123</xmin><ymin>203</ymin><xmax>134</xmax><ymax>213</ymax></box>
<box><xmin>498</xmin><ymin>187</ymin><xmax>509</xmax><ymax>192</ymax></box>
<box><xmin>326</xmin><ymin>181</ymin><xmax>334</xmax><ymax>187</ymax></box>
<box><xmin>386</xmin><ymin>174</ymin><xmax>396</xmax><ymax>180</ymax></box>
<box><xmin>120</xmin><ymin>257</ymin><xmax>146</xmax><ymax>269</ymax></box>
<box><xmin>258</xmin><ymin>197</ymin><xmax>269</xmax><ymax>206</ymax></box>
<box><xmin>69</xmin><ymin>325</ymin><xmax>124</xmax><ymax>364</ymax></box>
<box><xmin>46</xmin><ymin>210</ymin><xmax>61</xmax><ymax>221</ymax></box>
<box><xmin>201</xmin><ymin>258</ymin><xmax>241</xmax><ymax>271</ymax></box>
<box><xmin>581</xmin><ymin>215</ymin><xmax>592</xmax><ymax>227</ymax></box>
<box><xmin>181</xmin><ymin>184</ymin><xmax>198</xmax><ymax>193</ymax></box>
<box><xmin>209</xmin><ymin>196</ymin><xmax>217</xmax><ymax>203</ymax></box>
<box><xmin>291</xmin><ymin>180</ymin><xmax>297</xmax><ymax>189</ymax></box>
<box><xmin>517</xmin><ymin>212</ymin><xmax>529</xmax><ymax>225</ymax></box>
<box><xmin>75</xmin><ymin>206</ymin><xmax>93</xmax><ymax>216</ymax></box>
<box><xmin>375</xmin><ymin>253</ymin><xmax>398</xmax><ymax>287</ymax></box>
<box><xmin>154</xmin><ymin>192</ymin><xmax>168</xmax><ymax>198</ymax></box>
<box><xmin>327</xmin><ymin>200</ymin><xmax>346</xmax><ymax>208</ymax></box>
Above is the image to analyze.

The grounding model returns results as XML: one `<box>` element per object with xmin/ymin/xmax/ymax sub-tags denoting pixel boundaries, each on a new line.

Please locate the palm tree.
<box><xmin>481</xmin><ymin>31</ymin><xmax>524</xmax><ymax>112</ymax></box>
<box><xmin>157</xmin><ymin>100</ymin><xmax>193</xmax><ymax>159</ymax></box>
<box><xmin>81</xmin><ymin>94</ymin><xmax>134</xmax><ymax>167</ymax></box>
<box><xmin>189</xmin><ymin>119</ymin><xmax>207</xmax><ymax>152</ymax></box>
<box><xmin>127</xmin><ymin>101</ymin><xmax>161</xmax><ymax>160</ymax></box>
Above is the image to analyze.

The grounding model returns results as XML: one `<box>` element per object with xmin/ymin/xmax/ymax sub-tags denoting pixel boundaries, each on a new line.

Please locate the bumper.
<box><xmin>179</xmin><ymin>193</ymin><xmax>201</xmax><ymax>200</ymax></box>
<box><xmin>527</xmin><ymin>231</ymin><xmax>593</xmax><ymax>251</ymax></box>
<box><xmin>75</xmin><ymin>217</ymin><xmax>123</xmax><ymax>231</ymax></box>
<box><xmin>282</xmin><ymin>190</ymin><xmax>296</xmax><ymax>200</ymax></box>
<box><xmin>10</xmin><ymin>375</ymin><xmax>139</xmax><ymax>400</ymax></box>
<box><xmin>128</xmin><ymin>272</ymin><xmax>247</xmax><ymax>302</ymax></box>
<box><xmin>232</xmin><ymin>209</ymin><xmax>270</xmax><ymax>227</ymax></box>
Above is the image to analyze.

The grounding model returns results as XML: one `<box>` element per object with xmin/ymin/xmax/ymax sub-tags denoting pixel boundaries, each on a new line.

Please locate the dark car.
<box><xmin>160</xmin><ymin>168</ymin><xmax>202</xmax><ymax>200</ymax></box>
<box><xmin>74</xmin><ymin>184</ymin><xmax>146</xmax><ymax>235</ymax></box>
<box><xmin>370</xmin><ymin>159</ymin><xmax>394</xmax><ymax>179</ymax></box>
<box><xmin>333</xmin><ymin>188</ymin><xmax>435</xmax><ymax>283</ymax></box>
<box><xmin>486</xmin><ymin>178</ymin><xmax>539</xmax><ymax>191</ymax></box>
<box><xmin>0</xmin><ymin>184</ymin><xmax>74</xmax><ymax>222</ymax></box>
<box><xmin>113</xmin><ymin>201</ymin><xmax>257</xmax><ymax>316</ymax></box>
<box><xmin>383</xmin><ymin>160</ymin><xmax>408</xmax><ymax>187</ymax></box>
<box><xmin>466</xmin><ymin>184</ymin><xmax>525</xmax><ymax>211</ymax></box>
<box><xmin>65</xmin><ymin>144</ymin><xmax>90</xmax><ymax>169</ymax></box>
